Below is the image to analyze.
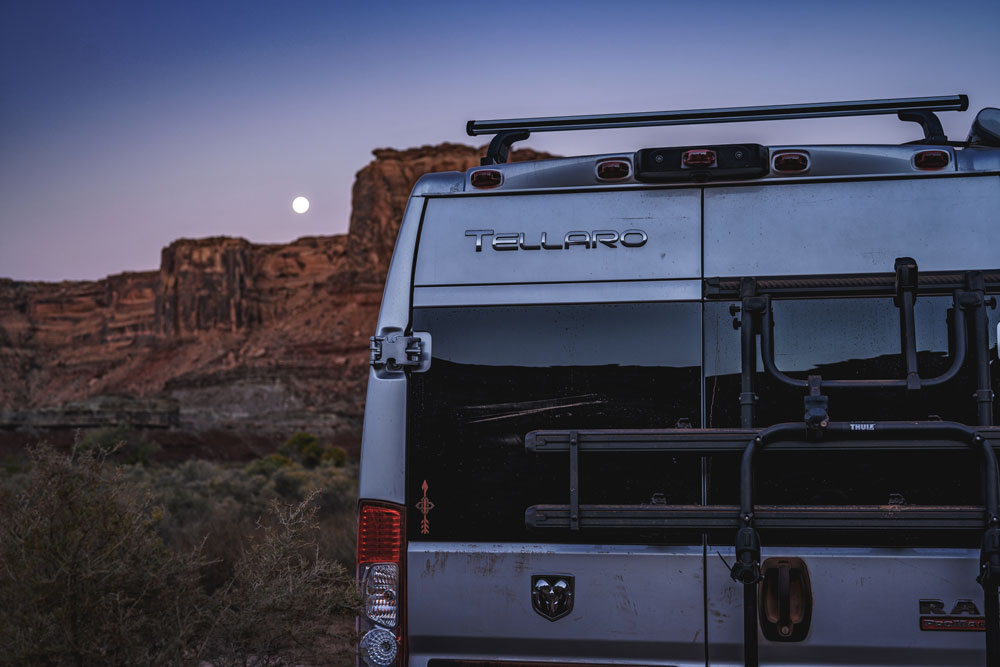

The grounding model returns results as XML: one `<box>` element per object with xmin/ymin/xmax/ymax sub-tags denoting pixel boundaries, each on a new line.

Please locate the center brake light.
<box><xmin>358</xmin><ymin>501</ymin><xmax>406</xmax><ymax>667</ymax></box>
<box><xmin>682</xmin><ymin>149</ymin><xmax>717</xmax><ymax>167</ymax></box>
<box><xmin>635</xmin><ymin>144</ymin><xmax>769</xmax><ymax>183</ymax></box>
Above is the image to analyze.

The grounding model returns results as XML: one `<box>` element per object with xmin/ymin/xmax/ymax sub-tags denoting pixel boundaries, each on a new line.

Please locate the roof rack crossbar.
<box><xmin>467</xmin><ymin>94</ymin><xmax>968</xmax><ymax>136</ymax></box>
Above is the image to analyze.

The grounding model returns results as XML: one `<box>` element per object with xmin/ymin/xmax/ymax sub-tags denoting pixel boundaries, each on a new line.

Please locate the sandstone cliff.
<box><xmin>0</xmin><ymin>143</ymin><xmax>552</xmax><ymax>458</ymax></box>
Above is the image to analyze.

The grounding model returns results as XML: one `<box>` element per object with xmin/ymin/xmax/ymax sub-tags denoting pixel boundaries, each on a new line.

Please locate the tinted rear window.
<box><xmin>407</xmin><ymin>303</ymin><xmax>702</xmax><ymax>542</ymax></box>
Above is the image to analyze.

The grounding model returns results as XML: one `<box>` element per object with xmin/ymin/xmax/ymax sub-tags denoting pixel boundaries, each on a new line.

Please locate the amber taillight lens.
<box><xmin>596</xmin><ymin>159</ymin><xmax>630</xmax><ymax>180</ymax></box>
<box><xmin>471</xmin><ymin>169</ymin><xmax>502</xmax><ymax>188</ymax></box>
<box><xmin>773</xmin><ymin>152</ymin><xmax>810</xmax><ymax>173</ymax></box>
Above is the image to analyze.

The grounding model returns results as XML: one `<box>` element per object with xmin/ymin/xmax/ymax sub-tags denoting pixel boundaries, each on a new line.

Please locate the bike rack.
<box><xmin>727</xmin><ymin>258</ymin><xmax>997</xmax><ymax>665</ymax></box>
<box><xmin>731</xmin><ymin>422</ymin><xmax>1000</xmax><ymax>667</ymax></box>
<box><xmin>523</xmin><ymin>258</ymin><xmax>1000</xmax><ymax>665</ymax></box>
<box><xmin>738</xmin><ymin>258</ymin><xmax>994</xmax><ymax>428</ymax></box>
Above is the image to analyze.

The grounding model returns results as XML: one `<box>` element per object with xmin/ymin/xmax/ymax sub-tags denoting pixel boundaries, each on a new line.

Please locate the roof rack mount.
<box><xmin>469</xmin><ymin>94</ymin><xmax>969</xmax><ymax>164</ymax></box>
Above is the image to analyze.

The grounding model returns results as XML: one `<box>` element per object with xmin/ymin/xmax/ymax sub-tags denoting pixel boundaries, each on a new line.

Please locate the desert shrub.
<box><xmin>279</xmin><ymin>432</ymin><xmax>348</xmax><ymax>469</ymax></box>
<box><xmin>0</xmin><ymin>444</ymin><xmax>207</xmax><ymax>666</ymax></box>
<box><xmin>0</xmin><ymin>444</ymin><xmax>361</xmax><ymax>666</ymax></box>
<box><xmin>203</xmin><ymin>494</ymin><xmax>360</xmax><ymax>666</ymax></box>
<box><xmin>245</xmin><ymin>452</ymin><xmax>293</xmax><ymax>476</ymax></box>
<box><xmin>322</xmin><ymin>445</ymin><xmax>348</xmax><ymax>467</ymax></box>
<box><xmin>0</xmin><ymin>453</ymin><xmax>27</xmax><ymax>477</ymax></box>
<box><xmin>122</xmin><ymin>456</ymin><xmax>359</xmax><ymax>584</ymax></box>
<box><xmin>280</xmin><ymin>431</ymin><xmax>322</xmax><ymax>468</ymax></box>
<box><xmin>81</xmin><ymin>424</ymin><xmax>160</xmax><ymax>465</ymax></box>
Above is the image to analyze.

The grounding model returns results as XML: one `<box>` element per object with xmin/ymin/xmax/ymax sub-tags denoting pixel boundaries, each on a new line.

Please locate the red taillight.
<box><xmin>596</xmin><ymin>159</ymin><xmax>630</xmax><ymax>180</ymax></box>
<box><xmin>914</xmin><ymin>150</ymin><xmax>949</xmax><ymax>170</ymax></box>
<box><xmin>682</xmin><ymin>149</ymin><xmax>716</xmax><ymax>167</ymax></box>
<box><xmin>471</xmin><ymin>169</ymin><xmax>502</xmax><ymax>188</ymax></box>
<box><xmin>773</xmin><ymin>151</ymin><xmax>810</xmax><ymax>173</ymax></box>
<box><xmin>358</xmin><ymin>503</ymin><xmax>403</xmax><ymax>564</ymax></box>
<box><xmin>357</xmin><ymin>501</ymin><xmax>405</xmax><ymax>666</ymax></box>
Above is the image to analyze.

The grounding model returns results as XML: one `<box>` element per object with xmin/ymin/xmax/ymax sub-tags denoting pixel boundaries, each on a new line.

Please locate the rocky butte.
<box><xmin>0</xmin><ymin>144</ymin><xmax>553</xmax><ymax>459</ymax></box>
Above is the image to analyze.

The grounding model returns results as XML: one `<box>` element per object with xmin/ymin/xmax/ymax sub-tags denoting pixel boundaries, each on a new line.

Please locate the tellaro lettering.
<box><xmin>464</xmin><ymin>229</ymin><xmax>648</xmax><ymax>252</ymax></box>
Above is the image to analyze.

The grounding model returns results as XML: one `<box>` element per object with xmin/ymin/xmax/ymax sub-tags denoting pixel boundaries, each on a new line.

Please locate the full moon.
<box><xmin>291</xmin><ymin>196</ymin><xmax>310</xmax><ymax>214</ymax></box>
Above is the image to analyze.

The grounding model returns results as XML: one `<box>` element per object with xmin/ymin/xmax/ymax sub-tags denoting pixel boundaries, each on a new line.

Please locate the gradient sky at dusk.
<box><xmin>2</xmin><ymin>0</ymin><xmax>998</xmax><ymax>281</ymax></box>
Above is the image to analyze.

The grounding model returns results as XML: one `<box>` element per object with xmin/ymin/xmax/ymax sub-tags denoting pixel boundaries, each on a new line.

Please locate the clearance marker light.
<box><xmin>773</xmin><ymin>152</ymin><xmax>810</xmax><ymax>173</ymax></box>
<box><xmin>596</xmin><ymin>159</ymin><xmax>630</xmax><ymax>180</ymax></box>
<box><xmin>914</xmin><ymin>150</ymin><xmax>949</xmax><ymax>170</ymax></box>
<box><xmin>471</xmin><ymin>169</ymin><xmax>503</xmax><ymax>188</ymax></box>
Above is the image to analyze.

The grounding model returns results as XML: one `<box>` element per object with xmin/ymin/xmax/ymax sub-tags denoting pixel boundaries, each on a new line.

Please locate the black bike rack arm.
<box><xmin>732</xmin><ymin>421</ymin><xmax>1000</xmax><ymax>667</ymax></box>
<box><xmin>967</xmin><ymin>271</ymin><xmax>997</xmax><ymax>426</ymax></box>
<box><xmin>757</xmin><ymin>285</ymin><xmax>970</xmax><ymax>390</ymax></box>
<box><xmin>739</xmin><ymin>278</ymin><xmax>761</xmax><ymax>428</ymax></box>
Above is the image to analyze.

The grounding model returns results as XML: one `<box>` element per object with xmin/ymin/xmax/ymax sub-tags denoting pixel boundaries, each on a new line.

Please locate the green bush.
<box><xmin>245</xmin><ymin>453</ymin><xmax>292</xmax><ymax>476</ymax></box>
<box><xmin>323</xmin><ymin>445</ymin><xmax>348</xmax><ymax>467</ymax></box>
<box><xmin>280</xmin><ymin>431</ymin><xmax>325</xmax><ymax>468</ymax></box>
<box><xmin>279</xmin><ymin>432</ymin><xmax>350</xmax><ymax>469</ymax></box>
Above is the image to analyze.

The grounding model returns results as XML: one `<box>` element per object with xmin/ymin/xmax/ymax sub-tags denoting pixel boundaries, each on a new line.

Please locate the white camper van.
<box><xmin>356</xmin><ymin>95</ymin><xmax>1000</xmax><ymax>667</ymax></box>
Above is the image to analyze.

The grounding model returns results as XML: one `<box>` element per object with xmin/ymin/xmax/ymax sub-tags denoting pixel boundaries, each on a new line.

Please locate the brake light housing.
<box><xmin>635</xmin><ymin>144</ymin><xmax>769</xmax><ymax>183</ymax></box>
<box><xmin>357</xmin><ymin>501</ymin><xmax>405</xmax><ymax>667</ymax></box>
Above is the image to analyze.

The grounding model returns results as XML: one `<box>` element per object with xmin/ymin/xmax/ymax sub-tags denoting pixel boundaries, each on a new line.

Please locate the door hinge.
<box><xmin>369</xmin><ymin>331</ymin><xmax>431</xmax><ymax>373</ymax></box>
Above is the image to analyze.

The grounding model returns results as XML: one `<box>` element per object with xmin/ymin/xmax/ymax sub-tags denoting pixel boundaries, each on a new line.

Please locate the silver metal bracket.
<box><xmin>369</xmin><ymin>331</ymin><xmax>431</xmax><ymax>373</ymax></box>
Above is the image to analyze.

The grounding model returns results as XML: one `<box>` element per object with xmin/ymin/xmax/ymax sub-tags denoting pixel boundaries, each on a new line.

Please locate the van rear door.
<box><xmin>406</xmin><ymin>189</ymin><xmax>708</xmax><ymax>665</ymax></box>
<box><xmin>700</xmin><ymin>175</ymin><xmax>1000</xmax><ymax>666</ymax></box>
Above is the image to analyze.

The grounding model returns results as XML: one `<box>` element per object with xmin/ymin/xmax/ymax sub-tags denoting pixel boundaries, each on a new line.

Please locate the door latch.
<box><xmin>759</xmin><ymin>557</ymin><xmax>812</xmax><ymax>642</ymax></box>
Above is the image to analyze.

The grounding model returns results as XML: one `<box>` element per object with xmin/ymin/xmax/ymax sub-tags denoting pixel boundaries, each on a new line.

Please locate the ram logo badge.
<box><xmin>919</xmin><ymin>598</ymin><xmax>985</xmax><ymax>631</ymax></box>
<box><xmin>531</xmin><ymin>575</ymin><xmax>574</xmax><ymax>621</ymax></box>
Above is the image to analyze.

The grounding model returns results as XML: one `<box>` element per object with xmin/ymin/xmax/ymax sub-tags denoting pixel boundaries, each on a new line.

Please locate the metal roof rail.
<box><xmin>468</xmin><ymin>94</ymin><xmax>969</xmax><ymax>164</ymax></box>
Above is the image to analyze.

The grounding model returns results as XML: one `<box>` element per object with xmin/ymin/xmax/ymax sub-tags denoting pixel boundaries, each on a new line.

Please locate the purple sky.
<box><xmin>2</xmin><ymin>0</ymin><xmax>998</xmax><ymax>281</ymax></box>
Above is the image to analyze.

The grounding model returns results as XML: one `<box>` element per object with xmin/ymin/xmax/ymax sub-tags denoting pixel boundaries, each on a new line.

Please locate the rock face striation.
<box><xmin>0</xmin><ymin>144</ymin><xmax>551</xmax><ymax>458</ymax></box>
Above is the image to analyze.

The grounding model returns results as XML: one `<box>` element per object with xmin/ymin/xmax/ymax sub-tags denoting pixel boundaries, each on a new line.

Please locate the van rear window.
<box><xmin>407</xmin><ymin>297</ymin><xmax>1000</xmax><ymax>545</ymax></box>
<box><xmin>407</xmin><ymin>303</ymin><xmax>702</xmax><ymax>542</ymax></box>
